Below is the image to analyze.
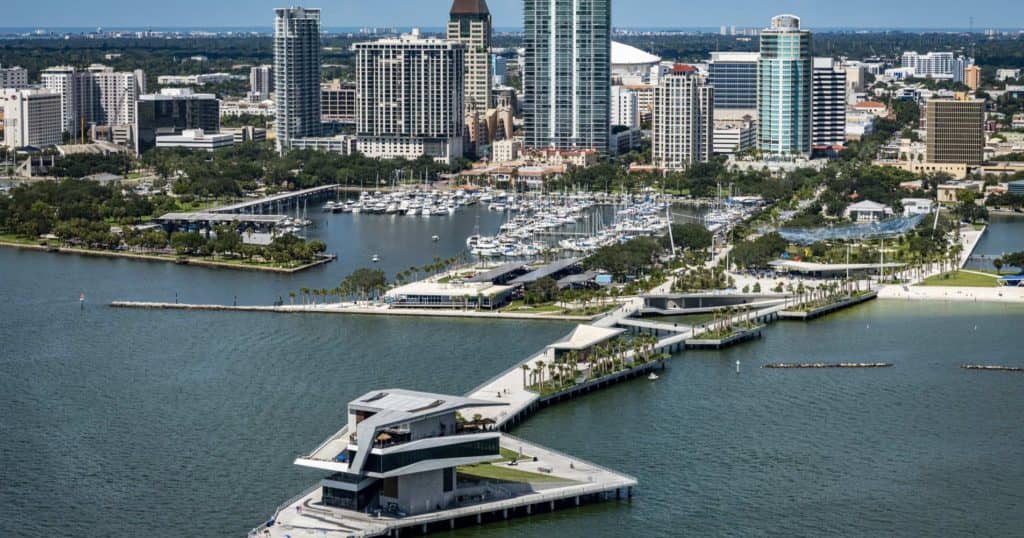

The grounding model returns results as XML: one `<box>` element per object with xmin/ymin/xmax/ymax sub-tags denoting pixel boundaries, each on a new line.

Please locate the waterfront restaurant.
<box><xmin>546</xmin><ymin>324</ymin><xmax>625</xmax><ymax>362</ymax></box>
<box><xmin>385</xmin><ymin>281</ymin><xmax>516</xmax><ymax>309</ymax></box>
<box><xmin>294</xmin><ymin>389</ymin><xmax>507</xmax><ymax>516</ymax></box>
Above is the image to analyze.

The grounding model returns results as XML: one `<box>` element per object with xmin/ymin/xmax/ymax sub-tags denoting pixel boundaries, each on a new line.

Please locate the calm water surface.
<box><xmin>1</xmin><ymin>215</ymin><xmax>1023</xmax><ymax>537</ymax></box>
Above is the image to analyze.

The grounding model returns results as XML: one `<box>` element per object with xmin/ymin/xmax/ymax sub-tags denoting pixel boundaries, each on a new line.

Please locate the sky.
<box><xmin>4</xmin><ymin>0</ymin><xmax>1024</xmax><ymax>30</ymax></box>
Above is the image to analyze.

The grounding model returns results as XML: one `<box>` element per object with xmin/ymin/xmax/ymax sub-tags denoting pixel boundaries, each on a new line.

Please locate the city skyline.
<box><xmin>4</xmin><ymin>0</ymin><xmax>1024</xmax><ymax>31</ymax></box>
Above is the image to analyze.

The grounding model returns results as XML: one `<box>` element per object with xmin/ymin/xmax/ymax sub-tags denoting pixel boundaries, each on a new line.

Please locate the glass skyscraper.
<box><xmin>757</xmin><ymin>14</ymin><xmax>812</xmax><ymax>156</ymax></box>
<box><xmin>523</xmin><ymin>0</ymin><xmax>610</xmax><ymax>152</ymax></box>
<box><xmin>708</xmin><ymin>52</ymin><xmax>759</xmax><ymax>111</ymax></box>
<box><xmin>274</xmin><ymin>7</ymin><xmax>322</xmax><ymax>154</ymax></box>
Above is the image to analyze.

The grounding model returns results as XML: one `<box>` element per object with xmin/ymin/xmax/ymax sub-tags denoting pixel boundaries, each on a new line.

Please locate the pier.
<box><xmin>961</xmin><ymin>365</ymin><xmax>1024</xmax><ymax>373</ymax></box>
<box><xmin>763</xmin><ymin>362</ymin><xmax>893</xmax><ymax>369</ymax></box>
<box><xmin>778</xmin><ymin>290</ymin><xmax>879</xmax><ymax>320</ymax></box>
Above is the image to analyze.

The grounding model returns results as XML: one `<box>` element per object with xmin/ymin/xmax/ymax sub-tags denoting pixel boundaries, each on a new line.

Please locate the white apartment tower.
<box><xmin>1</xmin><ymin>89</ymin><xmax>63</xmax><ymax>149</ymax></box>
<box><xmin>0</xmin><ymin>65</ymin><xmax>29</xmax><ymax>89</ymax></box>
<box><xmin>354</xmin><ymin>31</ymin><xmax>465</xmax><ymax>164</ymax></box>
<box><xmin>40</xmin><ymin>64</ymin><xmax>144</xmax><ymax>136</ymax></box>
<box><xmin>901</xmin><ymin>51</ymin><xmax>972</xmax><ymax>82</ymax></box>
<box><xmin>811</xmin><ymin>57</ymin><xmax>847</xmax><ymax>148</ymax></box>
<box><xmin>447</xmin><ymin>0</ymin><xmax>492</xmax><ymax>113</ymax></box>
<box><xmin>249</xmin><ymin>65</ymin><xmax>274</xmax><ymax>102</ymax></box>
<box><xmin>652</xmin><ymin>65</ymin><xmax>714</xmax><ymax>171</ymax></box>
<box><xmin>611</xmin><ymin>86</ymin><xmax>640</xmax><ymax>130</ymax></box>
<box><xmin>274</xmin><ymin>7</ymin><xmax>322</xmax><ymax>153</ymax></box>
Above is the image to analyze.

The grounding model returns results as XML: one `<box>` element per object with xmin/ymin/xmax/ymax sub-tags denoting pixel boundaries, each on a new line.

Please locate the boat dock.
<box><xmin>211</xmin><ymin>184</ymin><xmax>340</xmax><ymax>214</ymax></box>
<box><xmin>778</xmin><ymin>291</ymin><xmax>879</xmax><ymax>320</ymax></box>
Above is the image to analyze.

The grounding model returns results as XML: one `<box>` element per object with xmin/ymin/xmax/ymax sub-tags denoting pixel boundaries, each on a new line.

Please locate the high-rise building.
<box><xmin>707</xmin><ymin>52</ymin><xmax>759</xmax><ymax>114</ymax></box>
<box><xmin>926</xmin><ymin>97</ymin><xmax>984</xmax><ymax>165</ymax></box>
<box><xmin>134</xmin><ymin>88</ymin><xmax>220</xmax><ymax>154</ymax></box>
<box><xmin>611</xmin><ymin>86</ymin><xmax>640</xmax><ymax>129</ymax></box>
<box><xmin>354</xmin><ymin>30</ymin><xmax>465</xmax><ymax>164</ymax></box>
<box><xmin>0</xmin><ymin>65</ymin><xmax>29</xmax><ymax>89</ymax></box>
<box><xmin>40</xmin><ymin>64</ymin><xmax>144</xmax><ymax>136</ymax></box>
<box><xmin>652</xmin><ymin>65</ymin><xmax>714</xmax><ymax>171</ymax></box>
<box><xmin>491</xmin><ymin>55</ymin><xmax>508</xmax><ymax>86</ymax></box>
<box><xmin>757</xmin><ymin>14</ymin><xmax>812</xmax><ymax>156</ymax></box>
<box><xmin>274</xmin><ymin>6</ymin><xmax>322</xmax><ymax>153</ymax></box>
<box><xmin>844</xmin><ymin>62</ymin><xmax>867</xmax><ymax>93</ymax></box>
<box><xmin>447</xmin><ymin>0</ymin><xmax>492</xmax><ymax>113</ymax></box>
<box><xmin>523</xmin><ymin>0</ymin><xmax>610</xmax><ymax>152</ymax></box>
<box><xmin>1</xmin><ymin>88</ymin><xmax>62</xmax><ymax>149</ymax></box>
<box><xmin>812</xmin><ymin>57</ymin><xmax>846</xmax><ymax>149</ymax></box>
<box><xmin>249</xmin><ymin>65</ymin><xmax>274</xmax><ymax>102</ymax></box>
<box><xmin>964</xmin><ymin>65</ymin><xmax>982</xmax><ymax>90</ymax></box>
<box><xmin>320</xmin><ymin>80</ymin><xmax>356</xmax><ymax>124</ymax></box>
<box><xmin>901</xmin><ymin>51</ymin><xmax>972</xmax><ymax>82</ymax></box>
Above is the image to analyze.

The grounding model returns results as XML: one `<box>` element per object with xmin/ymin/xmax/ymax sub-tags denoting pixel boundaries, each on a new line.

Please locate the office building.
<box><xmin>155</xmin><ymin>129</ymin><xmax>234</xmax><ymax>151</ymax></box>
<box><xmin>249</xmin><ymin>65</ymin><xmax>274</xmax><ymax>102</ymax></box>
<box><xmin>135</xmin><ymin>88</ymin><xmax>220</xmax><ymax>154</ymax></box>
<box><xmin>713</xmin><ymin>120</ymin><xmax>756</xmax><ymax>155</ymax></box>
<box><xmin>844</xmin><ymin>62</ymin><xmax>867</xmax><ymax>93</ymax></box>
<box><xmin>811</xmin><ymin>57</ymin><xmax>846</xmax><ymax>149</ymax></box>
<box><xmin>926</xmin><ymin>97</ymin><xmax>984</xmax><ymax>165</ymax></box>
<box><xmin>901</xmin><ymin>51</ymin><xmax>972</xmax><ymax>82</ymax></box>
<box><xmin>757</xmin><ymin>14</ymin><xmax>812</xmax><ymax>156</ymax></box>
<box><xmin>295</xmin><ymin>389</ymin><xmax>506</xmax><ymax>515</ymax></box>
<box><xmin>523</xmin><ymin>0</ymin><xmax>610</xmax><ymax>152</ymax></box>
<box><xmin>274</xmin><ymin>6</ymin><xmax>323</xmax><ymax>153</ymax></box>
<box><xmin>447</xmin><ymin>0</ymin><xmax>492</xmax><ymax>113</ymax></box>
<box><xmin>491</xmin><ymin>55</ymin><xmax>508</xmax><ymax>86</ymax></box>
<box><xmin>1</xmin><ymin>88</ymin><xmax>62</xmax><ymax>149</ymax></box>
<box><xmin>964</xmin><ymin>65</ymin><xmax>982</xmax><ymax>90</ymax></box>
<box><xmin>611</xmin><ymin>86</ymin><xmax>640</xmax><ymax>129</ymax></box>
<box><xmin>321</xmin><ymin>79</ymin><xmax>356</xmax><ymax>124</ymax></box>
<box><xmin>651</xmin><ymin>65</ymin><xmax>714</xmax><ymax>171</ymax></box>
<box><xmin>707</xmin><ymin>52</ymin><xmax>759</xmax><ymax>115</ymax></box>
<box><xmin>0</xmin><ymin>65</ymin><xmax>29</xmax><ymax>89</ymax></box>
<box><xmin>354</xmin><ymin>30</ymin><xmax>465</xmax><ymax>164</ymax></box>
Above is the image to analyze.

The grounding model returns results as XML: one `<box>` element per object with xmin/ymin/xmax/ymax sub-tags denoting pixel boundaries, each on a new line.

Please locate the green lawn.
<box><xmin>920</xmin><ymin>271</ymin><xmax>1000</xmax><ymax>288</ymax></box>
<box><xmin>457</xmin><ymin>462</ymin><xmax>569</xmax><ymax>483</ymax></box>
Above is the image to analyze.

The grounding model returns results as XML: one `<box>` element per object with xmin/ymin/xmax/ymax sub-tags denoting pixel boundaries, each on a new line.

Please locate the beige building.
<box><xmin>447</xmin><ymin>0</ymin><xmax>492</xmax><ymax>113</ymax></box>
<box><xmin>926</xmin><ymin>97</ymin><xmax>984</xmax><ymax>166</ymax></box>
<box><xmin>1</xmin><ymin>88</ymin><xmax>63</xmax><ymax>149</ymax></box>
<box><xmin>652</xmin><ymin>65</ymin><xmax>713</xmax><ymax>171</ymax></box>
<box><xmin>964</xmin><ymin>65</ymin><xmax>982</xmax><ymax>90</ymax></box>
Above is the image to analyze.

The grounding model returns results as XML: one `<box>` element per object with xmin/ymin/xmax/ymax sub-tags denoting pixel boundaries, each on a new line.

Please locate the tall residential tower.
<box><xmin>651</xmin><ymin>65</ymin><xmax>713</xmax><ymax>171</ymax></box>
<box><xmin>447</xmin><ymin>0</ymin><xmax>492</xmax><ymax>113</ymax></box>
<box><xmin>757</xmin><ymin>14</ymin><xmax>812</xmax><ymax>156</ymax></box>
<box><xmin>523</xmin><ymin>0</ymin><xmax>610</xmax><ymax>152</ymax></box>
<box><xmin>274</xmin><ymin>7</ymin><xmax>322</xmax><ymax>153</ymax></box>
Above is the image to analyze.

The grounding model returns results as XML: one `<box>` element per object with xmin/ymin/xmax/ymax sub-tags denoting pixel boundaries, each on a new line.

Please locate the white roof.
<box><xmin>611</xmin><ymin>41</ymin><xmax>661</xmax><ymax>66</ymax></box>
<box><xmin>548</xmin><ymin>324</ymin><xmax>625</xmax><ymax>351</ymax></box>
<box><xmin>846</xmin><ymin>200</ymin><xmax>889</xmax><ymax>212</ymax></box>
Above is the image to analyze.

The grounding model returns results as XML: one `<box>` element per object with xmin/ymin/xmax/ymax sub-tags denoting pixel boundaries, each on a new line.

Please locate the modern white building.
<box><xmin>843</xmin><ymin>200</ymin><xmax>894</xmax><ymax>223</ymax></box>
<box><xmin>901</xmin><ymin>198</ymin><xmax>936</xmax><ymax>217</ymax></box>
<box><xmin>293</xmin><ymin>389</ymin><xmax>507</xmax><ymax>516</ymax></box>
<box><xmin>652</xmin><ymin>65</ymin><xmax>714</xmax><ymax>171</ymax></box>
<box><xmin>41</xmin><ymin>64</ymin><xmax>145</xmax><ymax>135</ymax></box>
<box><xmin>274</xmin><ymin>6</ymin><xmax>323</xmax><ymax>153</ymax></box>
<box><xmin>219</xmin><ymin>98</ymin><xmax>276</xmax><ymax>118</ymax></box>
<box><xmin>811</xmin><ymin>57</ymin><xmax>847</xmax><ymax>149</ymax></box>
<box><xmin>155</xmin><ymin>128</ymin><xmax>234</xmax><ymax>151</ymax></box>
<box><xmin>1</xmin><ymin>88</ymin><xmax>63</xmax><ymax>149</ymax></box>
<box><xmin>611</xmin><ymin>41</ymin><xmax>662</xmax><ymax>81</ymax></box>
<box><xmin>157</xmin><ymin>73</ymin><xmax>241</xmax><ymax>86</ymax></box>
<box><xmin>288</xmin><ymin>135</ymin><xmax>358</xmax><ymax>155</ymax></box>
<box><xmin>901</xmin><ymin>51</ymin><xmax>972</xmax><ymax>82</ymax></box>
<box><xmin>354</xmin><ymin>30</ymin><xmax>465</xmax><ymax>165</ymax></box>
<box><xmin>611</xmin><ymin>85</ymin><xmax>640</xmax><ymax>129</ymax></box>
<box><xmin>249</xmin><ymin>65</ymin><xmax>274</xmax><ymax>102</ymax></box>
<box><xmin>713</xmin><ymin>120</ymin><xmax>756</xmax><ymax>155</ymax></box>
<box><xmin>996</xmin><ymin>69</ymin><xmax>1021</xmax><ymax>82</ymax></box>
<box><xmin>0</xmin><ymin>65</ymin><xmax>29</xmax><ymax>89</ymax></box>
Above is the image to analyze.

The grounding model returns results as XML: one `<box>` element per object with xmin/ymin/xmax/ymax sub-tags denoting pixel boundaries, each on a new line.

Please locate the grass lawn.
<box><xmin>457</xmin><ymin>462</ymin><xmax>569</xmax><ymax>483</ymax></box>
<box><xmin>502</xmin><ymin>300</ymin><xmax>564</xmax><ymax>314</ymax></box>
<box><xmin>920</xmin><ymin>271</ymin><xmax>1000</xmax><ymax>288</ymax></box>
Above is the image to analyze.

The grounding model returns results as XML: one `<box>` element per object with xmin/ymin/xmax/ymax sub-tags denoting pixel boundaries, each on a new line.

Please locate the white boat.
<box><xmin>431</xmin><ymin>235</ymin><xmax>440</xmax><ymax>242</ymax></box>
<box><xmin>648</xmin><ymin>372</ymin><xmax>659</xmax><ymax>381</ymax></box>
<box><xmin>371</xmin><ymin>254</ymin><xmax>380</xmax><ymax>263</ymax></box>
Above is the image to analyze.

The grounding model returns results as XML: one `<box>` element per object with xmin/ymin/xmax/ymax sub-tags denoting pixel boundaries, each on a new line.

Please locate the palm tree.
<box><xmin>535</xmin><ymin>360</ymin><xmax>546</xmax><ymax>391</ymax></box>
<box><xmin>299</xmin><ymin>287</ymin><xmax>310</xmax><ymax>305</ymax></box>
<box><xmin>521</xmin><ymin>364</ymin><xmax>530</xmax><ymax>389</ymax></box>
<box><xmin>288</xmin><ymin>291</ymin><xmax>296</xmax><ymax>305</ymax></box>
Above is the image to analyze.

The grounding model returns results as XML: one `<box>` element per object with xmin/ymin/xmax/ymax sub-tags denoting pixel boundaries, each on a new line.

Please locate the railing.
<box><xmin>248</xmin><ymin>483</ymin><xmax>320</xmax><ymax>537</ymax></box>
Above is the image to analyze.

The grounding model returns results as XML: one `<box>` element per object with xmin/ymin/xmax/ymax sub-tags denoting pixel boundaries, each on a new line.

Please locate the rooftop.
<box><xmin>450</xmin><ymin>0</ymin><xmax>490</xmax><ymax>15</ymax></box>
<box><xmin>386</xmin><ymin>281</ymin><xmax>514</xmax><ymax>298</ymax></box>
<box><xmin>509</xmin><ymin>257</ymin><xmax>581</xmax><ymax>285</ymax></box>
<box><xmin>548</xmin><ymin>325</ymin><xmax>625</xmax><ymax>351</ymax></box>
<box><xmin>611</xmin><ymin>41</ymin><xmax>661</xmax><ymax>66</ymax></box>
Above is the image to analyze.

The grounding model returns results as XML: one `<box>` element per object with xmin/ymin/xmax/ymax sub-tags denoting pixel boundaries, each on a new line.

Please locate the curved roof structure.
<box><xmin>611</xmin><ymin>41</ymin><xmax>661</xmax><ymax>67</ymax></box>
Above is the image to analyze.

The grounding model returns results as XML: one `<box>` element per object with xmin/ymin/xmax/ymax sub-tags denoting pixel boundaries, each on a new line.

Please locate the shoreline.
<box><xmin>0</xmin><ymin>240</ymin><xmax>334</xmax><ymax>274</ymax></box>
<box><xmin>878</xmin><ymin>284</ymin><xmax>1024</xmax><ymax>303</ymax></box>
